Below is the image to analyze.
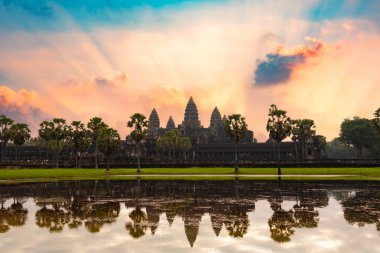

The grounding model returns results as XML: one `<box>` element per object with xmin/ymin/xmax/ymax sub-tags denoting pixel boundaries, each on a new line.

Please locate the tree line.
<box><xmin>0</xmin><ymin>105</ymin><xmax>379</xmax><ymax>173</ymax></box>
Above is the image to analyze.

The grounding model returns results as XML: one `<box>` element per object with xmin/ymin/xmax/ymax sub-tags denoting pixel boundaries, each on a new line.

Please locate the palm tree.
<box><xmin>127</xmin><ymin>113</ymin><xmax>149</xmax><ymax>173</ymax></box>
<box><xmin>156</xmin><ymin>129</ymin><xmax>191</xmax><ymax>159</ymax></box>
<box><xmin>38</xmin><ymin>118</ymin><xmax>68</xmax><ymax>167</ymax></box>
<box><xmin>38</xmin><ymin>120</ymin><xmax>54</xmax><ymax>160</ymax></box>
<box><xmin>224</xmin><ymin>114</ymin><xmax>248</xmax><ymax>174</ymax></box>
<box><xmin>290</xmin><ymin>119</ymin><xmax>301</xmax><ymax>162</ymax></box>
<box><xmin>0</xmin><ymin>115</ymin><xmax>14</xmax><ymax>162</ymax></box>
<box><xmin>87</xmin><ymin>117</ymin><xmax>108</xmax><ymax>169</ymax></box>
<box><xmin>298</xmin><ymin>119</ymin><xmax>316</xmax><ymax>159</ymax></box>
<box><xmin>97</xmin><ymin>127</ymin><xmax>121</xmax><ymax>172</ymax></box>
<box><xmin>69</xmin><ymin>121</ymin><xmax>92</xmax><ymax>168</ymax></box>
<box><xmin>10</xmin><ymin>123</ymin><xmax>31</xmax><ymax>160</ymax></box>
<box><xmin>266</xmin><ymin>104</ymin><xmax>292</xmax><ymax>176</ymax></box>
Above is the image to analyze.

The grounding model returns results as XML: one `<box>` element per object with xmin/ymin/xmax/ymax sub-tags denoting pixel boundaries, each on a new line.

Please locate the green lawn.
<box><xmin>0</xmin><ymin>167</ymin><xmax>379</xmax><ymax>182</ymax></box>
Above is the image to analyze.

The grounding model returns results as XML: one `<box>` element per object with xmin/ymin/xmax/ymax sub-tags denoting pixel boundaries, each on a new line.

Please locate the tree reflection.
<box><xmin>125</xmin><ymin>207</ymin><xmax>148</xmax><ymax>239</ymax></box>
<box><xmin>35</xmin><ymin>197</ymin><xmax>120</xmax><ymax>233</ymax></box>
<box><xmin>0</xmin><ymin>199</ymin><xmax>28</xmax><ymax>234</ymax></box>
<box><xmin>224</xmin><ymin>206</ymin><xmax>250</xmax><ymax>238</ymax></box>
<box><xmin>268</xmin><ymin>189</ymin><xmax>326</xmax><ymax>243</ymax></box>
<box><xmin>341</xmin><ymin>190</ymin><xmax>380</xmax><ymax>232</ymax></box>
<box><xmin>84</xmin><ymin>202</ymin><xmax>120</xmax><ymax>233</ymax></box>
<box><xmin>35</xmin><ymin>202</ymin><xmax>70</xmax><ymax>232</ymax></box>
<box><xmin>268</xmin><ymin>208</ymin><xmax>295</xmax><ymax>243</ymax></box>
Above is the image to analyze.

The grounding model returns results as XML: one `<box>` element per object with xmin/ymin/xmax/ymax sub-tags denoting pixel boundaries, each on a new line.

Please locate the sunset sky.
<box><xmin>1</xmin><ymin>0</ymin><xmax>379</xmax><ymax>141</ymax></box>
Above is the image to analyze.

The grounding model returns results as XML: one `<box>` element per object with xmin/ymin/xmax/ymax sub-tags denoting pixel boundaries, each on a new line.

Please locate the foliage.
<box><xmin>339</xmin><ymin>117</ymin><xmax>380</xmax><ymax>157</ymax></box>
<box><xmin>127</xmin><ymin>113</ymin><xmax>149</xmax><ymax>172</ymax></box>
<box><xmin>266</xmin><ymin>105</ymin><xmax>292</xmax><ymax>143</ymax></box>
<box><xmin>291</xmin><ymin>119</ymin><xmax>316</xmax><ymax>159</ymax></box>
<box><xmin>0</xmin><ymin>115</ymin><xmax>14</xmax><ymax>161</ymax></box>
<box><xmin>10</xmin><ymin>123</ymin><xmax>31</xmax><ymax>147</ymax></box>
<box><xmin>38</xmin><ymin>118</ymin><xmax>70</xmax><ymax>167</ymax></box>
<box><xmin>69</xmin><ymin>121</ymin><xmax>92</xmax><ymax>168</ymax></box>
<box><xmin>224</xmin><ymin>114</ymin><xmax>248</xmax><ymax>173</ymax></box>
<box><xmin>224</xmin><ymin>114</ymin><xmax>248</xmax><ymax>143</ymax></box>
<box><xmin>127</xmin><ymin>113</ymin><xmax>149</xmax><ymax>143</ymax></box>
<box><xmin>156</xmin><ymin>129</ymin><xmax>191</xmax><ymax>158</ymax></box>
<box><xmin>266</xmin><ymin>104</ymin><xmax>292</xmax><ymax>175</ymax></box>
<box><xmin>87</xmin><ymin>117</ymin><xmax>108</xmax><ymax>168</ymax></box>
<box><xmin>97</xmin><ymin>127</ymin><xmax>121</xmax><ymax>172</ymax></box>
<box><xmin>312</xmin><ymin>135</ymin><xmax>327</xmax><ymax>157</ymax></box>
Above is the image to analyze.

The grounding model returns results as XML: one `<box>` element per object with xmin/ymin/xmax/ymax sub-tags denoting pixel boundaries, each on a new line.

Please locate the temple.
<box><xmin>138</xmin><ymin>96</ymin><xmax>311</xmax><ymax>163</ymax></box>
<box><xmin>142</xmin><ymin>97</ymin><xmax>255</xmax><ymax>159</ymax></box>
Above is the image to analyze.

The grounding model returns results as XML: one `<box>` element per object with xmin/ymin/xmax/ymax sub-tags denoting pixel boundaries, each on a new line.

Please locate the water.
<box><xmin>0</xmin><ymin>180</ymin><xmax>379</xmax><ymax>253</ymax></box>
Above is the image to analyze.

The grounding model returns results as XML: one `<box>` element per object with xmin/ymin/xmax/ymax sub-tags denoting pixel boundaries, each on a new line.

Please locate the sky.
<box><xmin>0</xmin><ymin>0</ymin><xmax>379</xmax><ymax>141</ymax></box>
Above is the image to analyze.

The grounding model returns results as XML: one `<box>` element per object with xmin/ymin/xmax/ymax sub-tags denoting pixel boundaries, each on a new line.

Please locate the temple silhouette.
<box><xmin>130</xmin><ymin>96</ymin><xmax>312</xmax><ymax>163</ymax></box>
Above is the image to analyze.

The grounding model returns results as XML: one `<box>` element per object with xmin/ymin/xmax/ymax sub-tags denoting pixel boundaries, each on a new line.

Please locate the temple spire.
<box><xmin>183</xmin><ymin>96</ymin><xmax>201</xmax><ymax>128</ymax></box>
<box><xmin>166</xmin><ymin>116</ymin><xmax>176</xmax><ymax>129</ymax></box>
<box><xmin>210</xmin><ymin>106</ymin><xmax>222</xmax><ymax>129</ymax></box>
<box><xmin>148</xmin><ymin>108</ymin><xmax>160</xmax><ymax>137</ymax></box>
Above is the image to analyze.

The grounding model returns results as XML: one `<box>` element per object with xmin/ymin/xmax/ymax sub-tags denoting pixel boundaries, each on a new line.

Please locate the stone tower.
<box><xmin>166</xmin><ymin>116</ymin><xmax>176</xmax><ymax>129</ymax></box>
<box><xmin>183</xmin><ymin>96</ymin><xmax>201</xmax><ymax>128</ymax></box>
<box><xmin>210</xmin><ymin>107</ymin><xmax>222</xmax><ymax>131</ymax></box>
<box><xmin>148</xmin><ymin>108</ymin><xmax>160</xmax><ymax>137</ymax></box>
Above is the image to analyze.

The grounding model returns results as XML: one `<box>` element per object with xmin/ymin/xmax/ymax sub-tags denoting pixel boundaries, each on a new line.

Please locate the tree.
<box><xmin>127</xmin><ymin>113</ymin><xmax>149</xmax><ymax>173</ymax></box>
<box><xmin>38</xmin><ymin>120</ymin><xmax>54</xmax><ymax>160</ymax></box>
<box><xmin>266</xmin><ymin>104</ymin><xmax>292</xmax><ymax>176</ymax></box>
<box><xmin>69</xmin><ymin>121</ymin><xmax>91</xmax><ymax>168</ymax></box>
<box><xmin>340</xmin><ymin>117</ymin><xmax>380</xmax><ymax>157</ymax></box>
<box><xmin>38</xmin><ymin>118</ymin><xmax>68</xmax><ymax>167</ymax></box>
<box><xmin>290</xmin><ymin>119</ymin><xmax>301</xmax><ymax>162</ymax></box>
<box><xmin>298</xmin><ymin>119</ymin><xmax>316</xmax><ymax>158</ymax></box>
<box><xmin>87</xmin><ymin>117</ymin><xmax>108</xmax><ymax>169</ymax></box>
<box><xmin>312</xmin><ymin>135</ymin><xmax>326</xmax><ymax>158</ymax></box>
<box><xmin>97</xmin><ymin>127</ymin><xmax>121</xmax><ymax>172</ymax></box>
<box><xmin>0</xmin><ymin>115</ymin><xmax>14</xmax><ymax>161</ymax></box>
<box><xmin>156</xmin><ymin>129</ymin><xmax>191</xmax><ymax>159</ymax></box>
<box><xmin>224</xmin><ymin>114</ymin><xmax>248</xmax><ymax>174</ymax></box>
<box><xmin>10</xmin><ymin>123</ymin><xmax>31</xmax><ymax>159</ymax></box>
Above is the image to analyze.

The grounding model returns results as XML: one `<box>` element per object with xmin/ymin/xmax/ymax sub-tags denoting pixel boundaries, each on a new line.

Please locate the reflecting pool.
<box><xmin>0</xmin><ymin>179</ymin><xmax>379</xmax><ymax>253</ymax></box>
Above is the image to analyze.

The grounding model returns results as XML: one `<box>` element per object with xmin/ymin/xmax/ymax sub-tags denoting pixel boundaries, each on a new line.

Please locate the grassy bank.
<box><xmin>0</xmin><ymin>167</ymin><xmax>379</xmax><ymax>182</ymax></box>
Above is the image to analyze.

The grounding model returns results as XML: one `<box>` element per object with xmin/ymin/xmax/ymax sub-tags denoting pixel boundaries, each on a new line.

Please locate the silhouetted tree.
<box><xmin>266</xmin><ymin>105</ymin><xmax>292</xmax><ymax>176</ymax></box>
<box><xmin>87</xmin><ymin>117</ymin><xmax>108</xmax><ymax>169</ymax></box>
<box><xmin>97</xmin><ymin>127</ymin><xmax>121</xmax><ymax>172</ymax></box>
<box><xmin>224</xmin><ymin>114</ymin><xmax>248</xmax><ymax>173</ymax></box>
<box><xmin>156</xmin><ymin>129</ymin><xmax>191</xmax><ymax>159</ymax></box>
<box><xmin>38</xmin><ymin>119</ymin><xmax>69</xmax><ymax>167</ymax></box>
<box><xmin>69</xmin><ymin>121</ymin><xmax>91</xmax><ymax>168</ymax></box>
<box><xmin>10</xmin><ymin>123</ymin><xmax>31</xmax><ymax>159</ymax></box>
<box><xmin>127</xmin><ymin>113</ymin><xmax>149</xmax><ymax>173</ymax></box>
<box><xmin>0</xmin><ymin>115</ymin><xmax>14</xmax><ymax>161</ymax></box>
<box><xmin>340</xmin><ymin>117</ymin><xmax>380</xmax><ymax>157</ymax></box>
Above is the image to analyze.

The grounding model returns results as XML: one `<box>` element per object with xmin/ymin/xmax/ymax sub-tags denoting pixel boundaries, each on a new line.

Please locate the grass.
<box><xmin>0</xmin><ymin>167</ymin><xmax>379</xmax><ymax>183</ymax></box>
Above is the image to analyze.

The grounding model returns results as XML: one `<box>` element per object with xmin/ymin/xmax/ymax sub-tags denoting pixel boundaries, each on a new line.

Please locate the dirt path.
<box><xmin>112</xmin><ymin>174</ymin><xmax>355</xmax><ymax>177</ymax></box>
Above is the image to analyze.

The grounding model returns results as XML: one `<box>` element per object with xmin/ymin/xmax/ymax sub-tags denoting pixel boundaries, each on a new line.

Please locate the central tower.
<box><xmin>183</xmin><ymin>96</ymin><xmax>201</xmax><ymax>128</ymax></box>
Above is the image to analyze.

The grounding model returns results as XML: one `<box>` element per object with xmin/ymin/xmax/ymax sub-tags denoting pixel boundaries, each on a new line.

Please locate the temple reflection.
<box><xmin>0</xmin><ymin>180</ymin><xmax>378</xmax><ymax>247</ymax></box>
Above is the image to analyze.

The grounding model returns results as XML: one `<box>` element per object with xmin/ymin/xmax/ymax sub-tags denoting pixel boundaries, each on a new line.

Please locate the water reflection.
<box><xmin>0</xmin><ymin>180</ymin><xmax>379</xmax><ymax>250</ymax></box>
<box><xmin>0</xmin><ymin>198</ymin><xmax>28</xmax><ymax>233</ymax></box>
<box><xmin>341</xmin><ymin>190</ymin><xmax>380</xmax><ymax>232</ymax></box>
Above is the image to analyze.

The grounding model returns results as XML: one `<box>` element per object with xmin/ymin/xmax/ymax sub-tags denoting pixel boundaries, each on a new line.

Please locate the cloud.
<box><xmin>0</xmin><ymin>1</ymin><xmax>379</xmax><ymax>141</ymax></box>
<box><xmin>253</xmin><ymin>37</ymin><xmax>334</xmax><ymax>86</ymax></box>
<box><xmin>0</xmin><ymin>85</ymin><xmax>50</xmax><ymax>131</ymax></box>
